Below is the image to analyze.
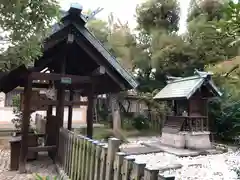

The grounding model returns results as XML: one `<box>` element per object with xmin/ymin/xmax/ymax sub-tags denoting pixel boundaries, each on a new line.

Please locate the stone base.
<box><xmin>185</xmin><ymin>132</ymin><xmax>212</xmax><ymax>149</ymax></box>
<box><xmin>161</xmin><ymin>132</ymin><xmax>186</xmax><ymax>148</ymax></box>
<box><xmin>35</xmin><ymin>114</ymin><xmax>46</xmax><ymax>134</ymax></box>
<box><xmin>161</xmin><ymin>131</ymin><xmax>212</xmax><ymax>150</ymax></box>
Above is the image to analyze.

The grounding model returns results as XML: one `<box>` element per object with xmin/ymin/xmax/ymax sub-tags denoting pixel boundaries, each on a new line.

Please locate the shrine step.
<box><xmin>28</xmin><ymin>145</ymin><xmax>56</xmax><ymax>152</ymax></box>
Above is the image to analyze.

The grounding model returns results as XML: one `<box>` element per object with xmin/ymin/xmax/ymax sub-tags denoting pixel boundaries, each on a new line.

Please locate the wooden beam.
<box><xmin>19</xmin><ymin>77</ymin><xmax>32</xmax><ymax>173</ymax></box>
<box><xmin>67</xmin><ymin>90</ymin><xmax>74</xmax><ymax>130</ymax></box>
<box><xmin>31</xmin><ymin>99</ymin><xmax>88</xmax><ymax>107</ymax></box>
<box><xmin>28</xmin><ymin>145</ymin><xmax>56</xmax><ymax>152</ymax></box>
<box><xmin>18</xmin><ymin>83</ymin><xmax>49</xmax><ymax>89</ymax></box>
<box><xmin>30</xmin><ymin>72</ymin><xmax>91</xmax><ymax>83</ymax></box>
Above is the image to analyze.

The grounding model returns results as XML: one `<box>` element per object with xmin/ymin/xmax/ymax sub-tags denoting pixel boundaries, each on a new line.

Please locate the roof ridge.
<box><xmin>168</xmin><ymin>75</ymin><xmax>202</xmax><ymax>84</ymax></box>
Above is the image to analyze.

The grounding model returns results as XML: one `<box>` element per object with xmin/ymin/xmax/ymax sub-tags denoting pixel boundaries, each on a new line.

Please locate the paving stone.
<box><xmin>0</xmin><ymin>149</ymin><xmax>58</xmax><ymax>180</ymax></box>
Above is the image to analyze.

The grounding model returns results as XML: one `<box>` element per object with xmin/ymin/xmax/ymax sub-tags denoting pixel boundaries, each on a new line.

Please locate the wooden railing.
<box><xmin>57</xmin><ymin>128</ymin><xmax>175</xmax><ymax>180</ymax></box>
<box><xmin>166</xmin><ymin>116</ymin><xmax>208</xmax><ymax>132</ymax></box>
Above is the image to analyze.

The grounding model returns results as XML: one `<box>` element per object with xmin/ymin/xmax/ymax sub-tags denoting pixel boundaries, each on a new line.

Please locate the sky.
<box><xmin>59</xmin><ymin>0</ymin><xmax>191</xmax><ymax>34</ymax></box>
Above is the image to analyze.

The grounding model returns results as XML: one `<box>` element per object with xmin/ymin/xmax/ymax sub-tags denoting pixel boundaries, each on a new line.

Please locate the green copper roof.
<box><xmin>154</xmin><ymin>70</ymin><xmax>222</xmax><ymax>100</ymax></box>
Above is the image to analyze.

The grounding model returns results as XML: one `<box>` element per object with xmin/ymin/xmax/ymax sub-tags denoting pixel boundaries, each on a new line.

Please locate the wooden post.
<box><xmin>195</xmin><ymin>118</ymin><xmax>198</xmax><ymax>131</ymax></box>
<box><xmin>87</xmin><ymin>84</ymin><xmax>94</xmax><ymax>138</ymax></box>
<box><xmin>89</xmin><ymin>140</ymin><xmax>97</xmax><ymax>180</ymax></box>
<box><xmin>56</xmin><ymin>88</ymin><xmax>65</xmax><ymax>127</ymax></box>
<box><xmin>85</xmin><ymin>139</ymin><xmax>94</xmax><ymax>179</ymax></box>
<box><xmin>68</xmin><ymin>90</ymin><xmax>74</xmax><ymax>130</ymax></box>
<box><xmin>122</xmin><ymin>156</ymin><xmax>135</xmax><ymax>180</ymax></box>
<box><xmin>99</xmin><ymin>145</ymin><xmax>108</xmax><ymax>180</ymax></box>
<box><xmin>19</xmin><ymin>77</ymin><xmax>32</xmax><ymax>173</ymax></box>
<box><xmin>64</xmin><ymin>130</ymin><xmax>69</xmax><ymax>171</ymax></box>
<box><xmin>76</xmin><ymin>135</ymin><xmax>83</xmax><ymax>180</ymax></box>
<box><xmin>55</xmin><ymin>42</ymin><xmax>68</xmax><ymax>159</ymax></box>
<box><xmin>106</xmin><ymin>138</ymin><xmax>121</xmax><ymax>180</ymax></box>
<box><xmin>56</xmin><ymin>35</ymin><xmax>73</xmax><ymax>127</ymax></box>
<box><xmin>80</xmin><ymin>137</ymin><xmax>89</xmax><ymax>180</ymax></box>
<box><xmin>206</xmin><ymin>100</ymin><xmax>209</xmax><ymax>131</ymax></box>
<box><xmin>201</xmin><ymin>117</ymin><xmax>204</xmax><ymax>131</ymax></box>
<box><xmin>131</xmin><ymin>162</ymin><xmax>146</xmax><ymax>180</ymax></box>
<box><xmin>144</xmin><ymin>168</ymin><xmax>159</xmax><ymax>180</ymax></box>
<box><xmin>189</xmin><ymin>118</ymin><xmax>193</xmax><ymax>132</ymax></box>
<box><xmin>71</xmin><ymin>134</ymin><xmax>78</xmax><ymax>180</ymax></box>
<box><xmin>206</xmin><ymin>117</ymin><xmax>209</xmax><ymax>131</ymax></box>
<box><xmin>67</xmin><ymin>133</ymin><xmax>73</xmax><ymax>176</ymax></box>
<box><xmin>94</xmin><ymin>143</ymin><xmax>102</xmax><ymax>180</ymax></box>
<box><xmin>114</xmin><ymin>152</ymin><xmax>125</xmax><ymax>180</ymax></box>
<box><xmin>46</xmin><ymin>105</ymin><xmax>53</xmax><ymax>158</ymax></box>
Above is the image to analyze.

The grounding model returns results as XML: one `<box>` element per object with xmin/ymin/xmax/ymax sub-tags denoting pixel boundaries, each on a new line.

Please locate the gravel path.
<box><xmin>0</xmin><ymin>150</ymin><xmax>58</xmax><ymax>180</ymax></box>
<box><xmin>123</xmin><ymin>137</ymin><xmax>240</xmax><ymax>180</ymax></box>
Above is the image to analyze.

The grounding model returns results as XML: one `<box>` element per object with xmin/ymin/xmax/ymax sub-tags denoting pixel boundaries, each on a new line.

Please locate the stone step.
<box><xmin>121</xmin><ymin>146</ymin><xmax>163</xmax><ymax>155</ymax></box>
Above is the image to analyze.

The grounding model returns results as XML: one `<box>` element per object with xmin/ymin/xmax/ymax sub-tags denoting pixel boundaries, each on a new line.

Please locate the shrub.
<box><xmin>131</xmin><ymin>114</ymin><xmax>149</xmax><ymax>130</ymax></box>
<box><xmin>209</xmin><ymin>96</ymin><xmax>240</xmax><ymax>142</ymax></box>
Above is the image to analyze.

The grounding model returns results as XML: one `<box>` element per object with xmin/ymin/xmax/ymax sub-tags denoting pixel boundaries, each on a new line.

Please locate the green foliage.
<box><xmin>11</xmin><ymin>95</ymin><xmax>33</xmax><ymax>131</ymax></box>
<box><xmin>187</xmin><ymin>0</ymin><xmax>227</xmax><ymax>22</ymax></box>
<box><xmin>151</xmin><ymin>32</ymin><xmax>205</xmax><ymax>77</ymax></box>
<box><xmin>136</xmin><ymin>0</ymin><xmax>180</xmax><ymax>33</ymax></box>
<box><xmin>131</xmin><ymin>115</ymin><xmax>149</xmax><ymax>130</ymax></box>
<box><xmin>121</xmin><ymin>114</ymin><xmax>150</xmax><ymax>131</ymax></box>
<box><xmin>187</xmin><ymin>16</ymin><xmax>238</xmax><ymax>64</ymax></box>
<box><xmin>0</xmin><ymin>0</ymin><xmax>60</xmax><ymax>71</ymax></box>
<box><xmin>209</xmin><ymin>94</ymin><xmax>240</xmax><ymax>141</ymax></box>
<box><xmin>86</xmin><ymin>19</ymin><xmax>109</xmax><ymax>45</ymax></box>
<box><xmin>216</xmin><ymin>1</ymin><xmax>240</xmax><ymax>48</ymax></box>
<box><xmin>34</xmin><ymin>173</ymin><xmax>57</xmax><ymax>180</ymax></box>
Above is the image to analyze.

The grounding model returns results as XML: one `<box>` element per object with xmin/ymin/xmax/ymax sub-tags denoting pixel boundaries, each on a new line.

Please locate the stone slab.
<box><xmin>143</xmin><ymin>142</ymin><xmax>222</xmax><ymax>157</ymax></box>
<box><xmin>158</xmin><ymin>175</ymin><xmax>175</xmax><ymax>180</ymax></box>
<box><xmin>143</xmin><ymin>142</ymin><xmax>200</xmax><ymax>157</ymax></box>
<box><xmin>158</xmin><ymin>163</ymin><xmax>183</xmax><ymax>172</ymax></box>
<box><xmin>121</xmin><ymin>146</ymin><xmax>163</xmax><ymax>155</ymax></box>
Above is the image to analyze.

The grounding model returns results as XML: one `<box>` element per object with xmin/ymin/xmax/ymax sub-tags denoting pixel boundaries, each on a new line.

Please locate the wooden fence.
<box><xmin>58</xmin><ymin>128</ymin><xmax>173</xmax><ymax>180</ymax></box>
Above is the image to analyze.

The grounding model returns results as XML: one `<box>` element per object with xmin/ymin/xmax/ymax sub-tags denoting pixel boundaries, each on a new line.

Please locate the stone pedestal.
<box><xmin>35</xmin><ymin>114</ymin><xmax>46</xmax><ymax>134</ymax></box>
<box><xmin>185</xmin><ymin>131</ymin><xmax>212</xmax><ymax>149</ymax></box>
<box><xmin>161</xmin><ymin>132</ymin><xmax>186</xmax><ymax>148</ymax></box>
<box><xmin>161</xmin><ymin>131</ymin><xmax>212</xmax><ymax>150</ymax></box>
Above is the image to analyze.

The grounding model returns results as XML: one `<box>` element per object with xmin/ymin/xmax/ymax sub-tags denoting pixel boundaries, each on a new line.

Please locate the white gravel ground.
<box><xmin>123</xmin><ymin>137</ymin><xmax>240</xmax><ymax>180</ymax></box>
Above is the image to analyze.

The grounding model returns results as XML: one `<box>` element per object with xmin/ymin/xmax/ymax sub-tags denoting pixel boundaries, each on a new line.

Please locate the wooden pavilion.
<box><xmin>0</xmin><ymin>5</ymin><xmax>138</xmax><ymax>173</ymax></box>
<box><xmin>154</xmin><ymin>70</ymin><xmax>222</xmax><ymax>149</ymax></box>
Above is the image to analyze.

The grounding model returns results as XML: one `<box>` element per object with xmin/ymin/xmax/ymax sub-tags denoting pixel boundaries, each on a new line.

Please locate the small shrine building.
<box><xmin>154</xmin><ymin>70</ymin><xmax>222</xmax><ymax>149</ymax></box>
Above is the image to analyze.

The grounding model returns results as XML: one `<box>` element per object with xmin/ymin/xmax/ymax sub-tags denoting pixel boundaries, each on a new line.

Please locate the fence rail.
<box><xmin>58</xmin><ymin>128</ymin><xmax>172</xmax><ymax>180</ymax></box>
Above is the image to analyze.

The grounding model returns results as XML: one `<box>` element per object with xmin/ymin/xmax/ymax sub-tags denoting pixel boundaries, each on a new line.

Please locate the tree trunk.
<box><xmin>108</xmin><ymin>93</ymin><xmax>121</xmax><ymax>129</ymax></box>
